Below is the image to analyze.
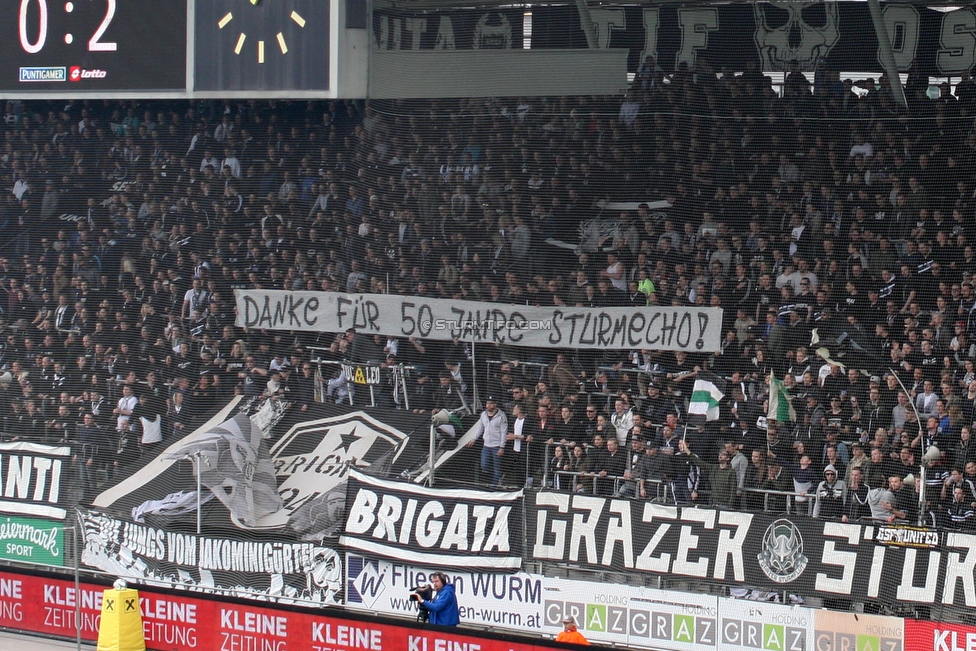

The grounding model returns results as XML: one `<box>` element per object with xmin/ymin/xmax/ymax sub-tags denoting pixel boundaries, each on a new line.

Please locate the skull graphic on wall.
<box><xmin>753</xmin><ymin>2</ymin><xmax>840</xmax><ymax>72</ymax></box>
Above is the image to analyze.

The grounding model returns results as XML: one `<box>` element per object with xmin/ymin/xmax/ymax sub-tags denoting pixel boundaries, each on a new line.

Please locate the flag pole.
<box><xmin>886</xmin><ymin>367</ymin><xmax>924</xmax><ymax>437</ymax></box>
<box><xmin>887</xmin><ymin>366</ymin><xmax>926</xmax><ymax>526</ymax></box>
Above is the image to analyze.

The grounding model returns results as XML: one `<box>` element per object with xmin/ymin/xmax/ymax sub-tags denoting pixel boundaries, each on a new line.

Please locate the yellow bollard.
<box><xmin>96</xmin><ymin>580</ymin><xmax>146</xmax><ymax>651</ymax></box>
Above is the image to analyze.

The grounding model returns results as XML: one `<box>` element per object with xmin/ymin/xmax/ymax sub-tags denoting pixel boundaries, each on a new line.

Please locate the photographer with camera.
<box><xmin>411</xmin><ymin>572</ymin><xmax>459</xmax><ymax>626</ymax></box>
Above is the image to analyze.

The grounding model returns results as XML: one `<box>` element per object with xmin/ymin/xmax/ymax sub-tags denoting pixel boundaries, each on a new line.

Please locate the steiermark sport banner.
<box><xmin>0</xmin><ymin>516</ymin><xmax>63</xmax><ymax>566</ymax></box>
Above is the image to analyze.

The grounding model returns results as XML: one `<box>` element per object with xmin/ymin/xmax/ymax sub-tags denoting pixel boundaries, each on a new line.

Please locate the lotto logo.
<box><xmin>69</xmin><ymin>67</ymin><xmax>107</xmax><ymax>81</ymax></box>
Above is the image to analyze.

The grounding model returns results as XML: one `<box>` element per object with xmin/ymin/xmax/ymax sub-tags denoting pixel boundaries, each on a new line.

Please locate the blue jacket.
<box><xmin>423</xmin><ymin>584</ymin><xmax>460</xmax><ymax>626</ymax></box>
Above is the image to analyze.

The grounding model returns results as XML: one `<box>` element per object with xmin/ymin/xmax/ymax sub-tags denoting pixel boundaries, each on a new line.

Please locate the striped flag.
<box><xmin>688</xmin><ymin>371</ymin><xmax>726</xmax><ymax>422</ymax></box>
<box><xmin>768</xmin><ymin>371</ymin><xmax>797</xmax><ymax>423</ymax></box>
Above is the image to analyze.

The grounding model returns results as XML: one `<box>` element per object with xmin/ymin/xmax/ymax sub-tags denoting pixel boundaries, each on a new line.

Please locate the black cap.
<box><xmin>485</xmin><ymin>396</ymin><xmax>496</xmax><ymax>402</ymax></box>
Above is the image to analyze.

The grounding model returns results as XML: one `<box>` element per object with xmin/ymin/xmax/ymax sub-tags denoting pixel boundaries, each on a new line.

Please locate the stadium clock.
<box><xmin>194</xmin><ymin>0</ymin><xmax>331</xmax><ymax>92</ymax></box>
<box><xmin>0</xmin><ymin>0</ymin><xmax>186</xmax><ymax>90</ymax></box>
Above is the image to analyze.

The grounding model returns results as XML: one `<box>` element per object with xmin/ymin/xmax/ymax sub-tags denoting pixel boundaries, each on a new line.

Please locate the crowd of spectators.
<box><xmin>2</xmin><ymin>62</ymin><xmax>976</xmax><ymax>528</ymax></box>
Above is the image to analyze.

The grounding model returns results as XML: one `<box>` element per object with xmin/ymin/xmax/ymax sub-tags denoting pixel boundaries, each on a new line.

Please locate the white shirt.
<box><xmin>141</xmin><ymin>414</ymin><xmax>162</xmax><ymax>444</ymax></box>
<box><xmin>611</xmin><ymin>409</ymin><xmax>634</xmax><ymax>446</ymax></box>
<box><xmin>327</xmin><ymin>372</ymin><xmax>350</xmax><ymax>402</ymax></box>
<box><xmin>789</xmin><ymin>224</ymin><xmax>806</xmax><ymax>256</ymax></box>
<box><xmin>850</xmin><ymin>142</ymin><xmax>874</xmax><ymax>159</ymax></box>
<box><xmin>512</xmin><ymin>417</ymin><xmax>525</xmax><ymax>452</ymax></box>
<box><xmin>116</xmin><ymin>394</ymin><xmax>138</xmax><ymax>431</ymax></box>
<box><xmin>221</xmin><ymin>156</ymin><xmax>241</xmax><ymax>178</ymax></box>
<box><xmin>12</xmin><ymin>179</ymin><xmax>29</xmax><ymax>200</ymax></box>
<box><xmin>184</xmin><ymin>288</ymin><xmax>210</xmax><ymax>314</ymax></box>
<box><xmin>606</xmin><ymin>261</ymin><xmax>627</xmax><ymax>291</ymax></box>
<box><xmin>214</xmin><ymin>122</ymin><xmax>234</xmax><ymax>143</ymax></box>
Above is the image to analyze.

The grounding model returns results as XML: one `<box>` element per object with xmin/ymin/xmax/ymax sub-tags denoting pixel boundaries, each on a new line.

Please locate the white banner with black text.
<box><xmin>234</xmin><ymin>290</ymin><xmax>724</xmax><ymax>352</ymax></box>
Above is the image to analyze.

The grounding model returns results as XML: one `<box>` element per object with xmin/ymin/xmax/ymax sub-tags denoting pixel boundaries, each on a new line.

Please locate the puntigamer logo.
<box><xmin>19</xmin><ymin>67</ymin><xmax>66</xmax><ymax>82</ymax></box>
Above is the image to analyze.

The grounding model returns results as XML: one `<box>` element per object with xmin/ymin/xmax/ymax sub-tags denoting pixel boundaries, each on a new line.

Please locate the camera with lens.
<box><xmin>410</xmin><ymin>584</ymin><xmax>433</xmax><ymax>623</ymax></box>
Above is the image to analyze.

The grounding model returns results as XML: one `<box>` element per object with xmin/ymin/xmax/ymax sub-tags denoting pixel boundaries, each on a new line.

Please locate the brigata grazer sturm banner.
<box><xmin>341</xmin><ymin>470</ymin><xmax>524</xmax><ymax>570</ymax></box>
<box><xmin>235</xmin><ymin>290</ymin><xmax>724</xmax><ymax>352</ymax></box>
<box><xmin>527</xmin><ymin>492</ymin><xmax>976</xmax><ymax>607</ymax></box>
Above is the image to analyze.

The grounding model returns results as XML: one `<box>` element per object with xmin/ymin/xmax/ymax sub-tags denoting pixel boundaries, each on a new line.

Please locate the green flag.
<box><xmin>768</xmin><ymin>371</ymin><xmax>796</xmax><ymax>423</ymax></box>
<box><xmin>688</xmin><ymin>371</ymin><xmax>726</xmax><ymax>422</ymax></box>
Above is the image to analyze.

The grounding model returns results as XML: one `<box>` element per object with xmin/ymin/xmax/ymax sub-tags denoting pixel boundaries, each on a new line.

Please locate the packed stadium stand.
<box><xmin>6</xmin><ymin>18</ymin><xmax>976</xmax><ymax>650</ymax></box>
<box><xmin>3</xmin><ymin>74</ymin><xmax>976</xmax><ymax>528</ymax></box>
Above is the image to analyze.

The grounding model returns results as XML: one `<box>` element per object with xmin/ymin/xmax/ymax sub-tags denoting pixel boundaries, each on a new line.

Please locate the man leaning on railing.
<box><xmin>614</xmin><ymin>437</ymin><xmax>660</xmax><ymax>499</ymax></box>
<box><xmin>882</xmin><ymin>474</ymin><xmax>918</xmax><ymax>524</ymax></box>
<box><xmin>761</xmin><ymin>457</ymin><xmax>794</xmax><ymax>512</ymax></box>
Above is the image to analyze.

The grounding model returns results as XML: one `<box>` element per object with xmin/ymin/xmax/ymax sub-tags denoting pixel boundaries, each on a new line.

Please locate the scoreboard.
<box><xmin>0</xmin><ymin>0</ymin><xmax>352</xmax><ymax>97</ymax></box>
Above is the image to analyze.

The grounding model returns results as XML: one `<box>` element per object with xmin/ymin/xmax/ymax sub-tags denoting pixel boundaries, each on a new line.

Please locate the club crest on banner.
<box><xmin>757</xmin><ymin>519</ymin><xmax>808</xmax><ymax>584</ymax></box>
<box><xmin>271</xmin><ymin>411</ymin><xmax>409</xmax><ymax>539</ymax></box>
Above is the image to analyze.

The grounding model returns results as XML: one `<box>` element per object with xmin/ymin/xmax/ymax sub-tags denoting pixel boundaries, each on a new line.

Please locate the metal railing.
<box><xmin>485</xmin><ymin>359</ymin><xmax>550</xmax><ymax>385</ymax></box>
<box><xmin>739</xmin><ymin>486</ymin><xmax>918</xmax><ymax>523</ymax></box>
<box><xmin>306</xmin><ymin>353</ymin><xmax>419</xmax><ymax>408</ymax></box>
<box><xmin>741</xmin><ymin>487</ymin><xmax>803</xmax><ymax>514</ymax></box>
<box><xmin>550</xmin><ymin>471</ymin><xmax>669</xmax><ymax>499</ymax></box>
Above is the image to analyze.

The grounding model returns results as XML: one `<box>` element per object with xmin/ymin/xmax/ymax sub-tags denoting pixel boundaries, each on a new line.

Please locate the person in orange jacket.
<box><xmin>555</xmin><ymin>617</ymin><xmax>589</xmax><ymax>645</ymax></box>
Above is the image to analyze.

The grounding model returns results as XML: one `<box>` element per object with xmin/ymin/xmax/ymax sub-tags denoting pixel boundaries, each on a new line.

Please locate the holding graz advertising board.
<box><xmin>0</xmin><ymin>565</ymin><xmax>911</xmax><ymax>651</ymax></box>
<box><xmin>346</xmin><ymin>553</ymin><xmax>739</xmax><ymax>650</ymax></box>
<box><xmin>345</xmin><ymin>554</ymin><xmax>906</xmax><ymax>651</ymax></box>
<box><xmin>235</xmin><ymin>290</ymin><xmax>723</xmax><ymax>351</ymax></box>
